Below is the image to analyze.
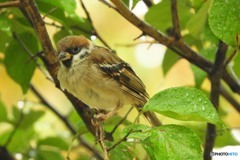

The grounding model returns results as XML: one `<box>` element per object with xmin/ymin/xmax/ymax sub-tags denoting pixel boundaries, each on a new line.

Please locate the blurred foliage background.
<box><xmin>0</xmin><ymin>0</ymin><xmax>240</xmax><ymax>160</ymax></box>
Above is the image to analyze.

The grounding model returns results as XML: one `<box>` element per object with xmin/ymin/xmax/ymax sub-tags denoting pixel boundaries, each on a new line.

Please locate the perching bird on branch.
<box><xmin>56</xmin><ymin>35</ymin><xmax>161</xmax><ymax>126</ymax></box>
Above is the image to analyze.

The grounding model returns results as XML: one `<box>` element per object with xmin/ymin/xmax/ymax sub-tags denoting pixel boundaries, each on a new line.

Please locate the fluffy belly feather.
<box><xmin>58</xmin><ymin>64</ymin><xmax>127</xmax><ymax>110</ymax></box>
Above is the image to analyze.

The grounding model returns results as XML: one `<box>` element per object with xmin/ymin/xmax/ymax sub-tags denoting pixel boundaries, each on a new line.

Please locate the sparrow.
<box><xmin>56</xmin><ymin>35</ymin><xmax>161</xmax><ymax>126</ymax></box>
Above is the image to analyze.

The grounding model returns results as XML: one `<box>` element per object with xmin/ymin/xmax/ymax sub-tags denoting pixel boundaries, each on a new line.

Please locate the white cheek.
<box><xmin>72</xmin><ymin>48</ymin><xmax>89</xmax><ymax>63</ymax></box>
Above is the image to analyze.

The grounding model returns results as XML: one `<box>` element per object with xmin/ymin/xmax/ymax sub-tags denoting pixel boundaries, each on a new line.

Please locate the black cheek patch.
<box><xmin>62</xmin><ymin>58</ymin><xmax>73</xmax><ymax>68</ymax></box>
<box><xmin>79</xmin><ymin>51</ymin><xmax>88</xmax><ymax>59</ymax></box>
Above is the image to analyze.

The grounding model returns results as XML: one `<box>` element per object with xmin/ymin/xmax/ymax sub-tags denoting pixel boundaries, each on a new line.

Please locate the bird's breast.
<box><xmin>57</xmin><ymin>63</ymin><xmax>129</xmax><ymax>110</ymax></box>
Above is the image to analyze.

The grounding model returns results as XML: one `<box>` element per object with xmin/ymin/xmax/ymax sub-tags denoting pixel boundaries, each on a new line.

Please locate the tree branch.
<box><xmin>30</xmin><ymin>85</ymin><xmax>104</xmax><ymax>160</ymax></box>
<box><xmin>79</xmin><ymin>0</ymin><xmax>111</xmax><ymax>49</ymax></box>
<box><xmin>4</xmin><ymin>109</ymin><xmax>24</xmax><ymax>148</ymax></box>
<box><xmin>142</xmin><ymin>0</ymin><xmax>153</xmax><ymax>7</ymax></box>
<box><xmin>0</xmin><ymin>1</ymin><xmax>20</xmax><ymax>8</ymax></box>
<box><xmin>204</xmin><ymin>41</ymin><xmax>228</xmax><ymax>160</ymax></box>
<box><xmin>110</xmin><ymin>0</ymin><xmax>173</xmax><ymax>46</ymax></box>
<box><xmin>0</xmin><ymin>146</ymin><xmax>14</xmax><ymax>160</ymax></box>
<box><xmin>19</xmin><ymin>0</ymin><xmax>112</xmax><ymax>141</ymax></box>
<box><xmin>108</xmin><ymin>0</ymin><xmax>240</xmax><ymax>94</ymax></box>
<box><xmin>171</xmin><ymin>0</ymin><xmax>181</xmax><ymax>40</ymax></box>
<box><xmin>220</xmin><ymin>86</ymin><xmax>240</xmax><ymax>112</ymax></box>
<box><xmin>12</xmin><ymin>32</ymin><xmax>51</xmax><ymax>81</ymax></box>
<box><xmin>20</xmin><ymin>0</ymin><xmax>58</xmax><ymax>80</ymax></box>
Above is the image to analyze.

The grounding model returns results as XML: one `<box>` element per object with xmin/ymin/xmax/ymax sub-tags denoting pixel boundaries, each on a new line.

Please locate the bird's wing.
<box><xmin>90</xmin><ymin>46</ymin><xmax>149</xmax><ymax>103</ymax></box>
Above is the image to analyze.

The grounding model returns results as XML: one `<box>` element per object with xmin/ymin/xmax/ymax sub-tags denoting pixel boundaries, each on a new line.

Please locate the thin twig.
<box><xmin>110</xmin><ymin>0</ymin><xmax>172</xmax><ymax>46</ymax></box>
<box><xmin>45</xmin><ymin>22</ymin><xmax>64</xmax><ymax>29</ymax></box>
<box><xmin>105</xmin><ymin>0</ymin><xmax>240</xmax><ymax>94</ymax></box>
<box><xmin>12</xmin><ymin>32</ymin><xmax>52</xmax><ymax>81</ymax></box>
<box><xmin>30</xmin><ymin>85</ymin><xmax>104</xmax><ymax>160</ymax></box>
<box><xmin>220</xmin><ymin>86</ymin><xmax>240</xmax><ymax>112</ymax></box>
<box><xmin>171</xmin><ymin>0</ymin><xmax>181</xmax><ymax>40</ymax></box>
<box><xmin>110</xmin><ymin>106</ymin><xmax>134</xmax><ymax>135</ymax></box>
<box><xmin>107</xmin><ymin>129</ymin><xmax>133</xmax><ymax>151</ymax></box>
<box><xmin>80</xmin><ymin>0</ymin><xmax>111</xmax><ymax>49</ymax></box>
<box><xmin>42</xmin><ymin>7</ymin><xmax>58</xmax><ymax>19</ymax></box>
<box><xmin>108</xmin><ymin>129</ymin><xmax>142</xmax><ymax>151</ymax></box>
<box><xmin>224</xmin><ymin>48</ymin><xmax>237</xmax><ymax>68</ymax></box>
<box><xmin>115</xmin><ymin>40</ymin><xmax>158</xmax><ymax>47</ymax></box>
<box><xmin>4</xmin><ymin>108</ymin><xmax>24</xmax><ymax>147</ymax></box>
<box><xmin>133</xmin><ymin>33</ymin><xmax>145</xmax><ymax>41</ymax></box>
<box><xmin>0</xmin><ymin>1</ymin><xmax>20</xmax><ymax>8</ymax></box>
<box><xmin>45</xmin><ymin>22</ymin><xmax>92</xmax><ymax>35</ymax></box>
<box><xmin>98</xmin><ymin>123</ymin><xmax>109</xmax><ymax>160</ymax></box>
<box><xmin>99</xmin><ymin>0</ymin><xmax>117</xmax><ymax>10</ymax></box>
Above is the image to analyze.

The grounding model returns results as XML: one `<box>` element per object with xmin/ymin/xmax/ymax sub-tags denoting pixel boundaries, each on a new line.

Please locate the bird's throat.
<box><xmin>62</xmin><ymin>58</ymin><xmax>73</xmax><ymax>68</ymax></box>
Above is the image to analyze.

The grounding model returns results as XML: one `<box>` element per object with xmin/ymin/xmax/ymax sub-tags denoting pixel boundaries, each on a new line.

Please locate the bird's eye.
<box><xmin>70</xmin><ymin>46</ymin><xmax>81</xmax><ymax>54</ymax></box>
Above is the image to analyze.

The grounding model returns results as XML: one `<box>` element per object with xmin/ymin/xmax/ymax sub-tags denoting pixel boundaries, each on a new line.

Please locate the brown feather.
<box><xmin>90</xmin><ymin>46</ymin><xmax>149</xmax><ymax>104</ymax></box>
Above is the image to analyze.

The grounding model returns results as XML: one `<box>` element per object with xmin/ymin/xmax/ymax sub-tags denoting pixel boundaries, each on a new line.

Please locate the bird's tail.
<box><xmin>143</xmin><ymin>111</ymin><xmax>162</xmax><ymax>126</ymax></box>
<box><xmin>136</xmin><ymin>104</ymin><xmax>162</xmax><ymax>126</ymax></box>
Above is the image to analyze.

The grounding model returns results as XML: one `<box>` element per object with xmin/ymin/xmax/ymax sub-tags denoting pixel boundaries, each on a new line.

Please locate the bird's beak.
<box><xmin>58</xmin><ymin>51</ymin><xmax>72</xmax><ymax>61</ymax></box>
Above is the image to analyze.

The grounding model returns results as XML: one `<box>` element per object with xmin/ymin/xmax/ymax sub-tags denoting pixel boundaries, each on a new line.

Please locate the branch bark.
<box><xmin>0</xmin><ymin>1</ymin><xmax>20</xmax><ymax>8</ymax></box>
<box><xmin>30</xmin><ymin>85</ymin><xmax>104</xmax><ymax>160</ymax></box>
<box><xmin>171</xmin><ymin>0</ymin><xmax>181</xmax><ymax>40</ymax></box>
<box><xmin>110</xmin><ymin>0</ymin><xmax>173</xmax><ymax>46</ymax></box>
<box><xmin>79</xmin><ymin>0</ymin><xmax>111</xmax><ymax>49</ymax></box>
<box><xmin>204</xmin><ymin>41</ymin><xmax>228</xmax><ymax>160</ymax></box>
<box><xmin>19</xmin><ymin>0</ymin><xmax>112</xmax><ymax>140</ymax></box>
<box><xmin>220</xmin><ymin>86</ymin><xmax>240</xmax><ymax>112</ymax></box>
<box><xmin>109</xmin><ymin>0</ymin><xmax>240</xmax><ymax>95</ymax></box>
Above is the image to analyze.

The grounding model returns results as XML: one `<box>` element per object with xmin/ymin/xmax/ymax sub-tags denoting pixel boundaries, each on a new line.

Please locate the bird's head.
<box><xmin>56</xmin><ymin>35</ymin><xmax>91</xmax><ymax>68</ymax></box>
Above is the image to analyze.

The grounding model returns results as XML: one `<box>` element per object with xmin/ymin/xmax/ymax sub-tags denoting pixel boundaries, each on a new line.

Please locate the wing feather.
<box><xmin>90</xmin><ymin>46</ymin><xmax>149</xmax><ymax>103</ymax></box>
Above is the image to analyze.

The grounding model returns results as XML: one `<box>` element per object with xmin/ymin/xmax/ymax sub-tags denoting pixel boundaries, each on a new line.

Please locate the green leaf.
<box><xmin>0</xmin><ymin>11</ymin><xmax>11</xmax><ymax>35</ymax></box>
<box><xmin>12</xmin><ymin>106</ymin><xmax>21</xmax><ymax>123</ymax></box>
<box><xmin>20</xmin><ymin>110</ymin><xmax>45</xmax><ymax>129</ymax></box>
<box><xmin>36</xmin><ymin>1</ymin><xmax>67</xmax><ymax>25</ymax></box>
<box><xmin>191</xmin><ymin>46</ymin><xmax>217</xmax><ymax>88</ymax></box>
<box><xmin>122</xmin><ymin>0</ymin><xmax>129</xmax><ymax>7</ymax></box>
<box><xmin>132</xmin><ymin>0</ymin><xmax>140</xmax><ymax>10</ymax></box>
<box><xmin>215</xmin><ymin>129</ymin><xmax>239</xmax><ymax>147</ymax></box>
<box><xmin>0</xmin><ymin>30</ymin><xmax>11</xmax><ymax>52</ymax></box>
<box><xmin>11</xmin><ymin>9</ymin><xmax>32</xmax><ymax>30</ymax></box>
<box><xmin>0</xmin><ymin>127</ymin><xmax>12</xmax><ymax>145</ymax></box>
<box><xmin>36</xmin><ymin>149</ymin><xmax>64</xmax><ymax>160</ymax></box>
<box><xmin>4</xmin><ymin>32</ymin><xmax>37</xmax><ymax>93</ymax></box>
<box><xmin>53</xmin><ymin>29</ymin><xmax>70</xmax><ymax>44</ymax></box>
<box><xmin>38</xmin><ymin>137</ymin><xmax>68</xmax><ymax>150</ymax></box>
<box><xmin>191</xmin><ymin>65</ymin><xmax>207</xmax><ymax>88</ymax></box>
<box><xmin>143</xmin><ymin>87</ymin><xmax>221</xmax><ymax>125</ymax></box>
<box><xmin>68</xmin><ymin>111</ymin><xmax>89</xmax><ymax>135</ymax></box>
<box><xmin>125</xmin><ymin>124</ymin><xmax>202</xmax><ymax>160</ymax></box>
<box><xmin>0</xmin><ymin>100</ymin><xmax>8</xmax><ymax>122</ymax></box>
<box><xmin>186</xmin><ymin>0</ymin><xmax>211</xmax><ymax>38</ymax></box>
<box><xmin>105</xmin><ymin>115</ymin><xmax>132</xmax><ymax>127</ymax></box>
<box><xmin>37</xmin><ymin>0</ymin><xmax>76</xmax><ymax>17</ymax></box>
<box><xmin>143</xmin><ymin>125</ymin><xmax>202</xmax><ymax>160</ymax></box>
<box><xmin>37</xmin><ymin>1</ymin><xmax>92</xmax><ymax>37</ymax></box>
<box><xmin>109</xmin><ymin>142</ymin><xmax>136</xmax><ymax>160</ymax></box>
<box><xmin>145</xmin><ymin>0</ymin><xmax>193</xmax><ymax>33</ymax></box>
<box><xmin>8</xmin><ymin>127</ymin><xmax>36</xmax><ymax>152</ymax></box>
<box><xmin>122</xmin><ymin>0</ymin><xmax>139</xmax><ymax>10</ymax></box>
<box><xmin>162</xmin><ymin>49</ymin><xmax>180</xmax><ymax>75</ymax></box>
<box><xmin>123</xmin><ymin>124</ymin><xmax>152</xmax><ymax>141</ymax></box>
<box><xmin>208</xmin><ymin>0</ymin><xmax>240</xmax><ymax>46</ymax></box>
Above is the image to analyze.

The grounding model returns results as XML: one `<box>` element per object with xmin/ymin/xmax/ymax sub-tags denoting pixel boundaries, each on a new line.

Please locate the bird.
<box><xmin>56</xmin><ymin>35</ymin><xmax>161</xmax><ymax>126</ymax></box>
